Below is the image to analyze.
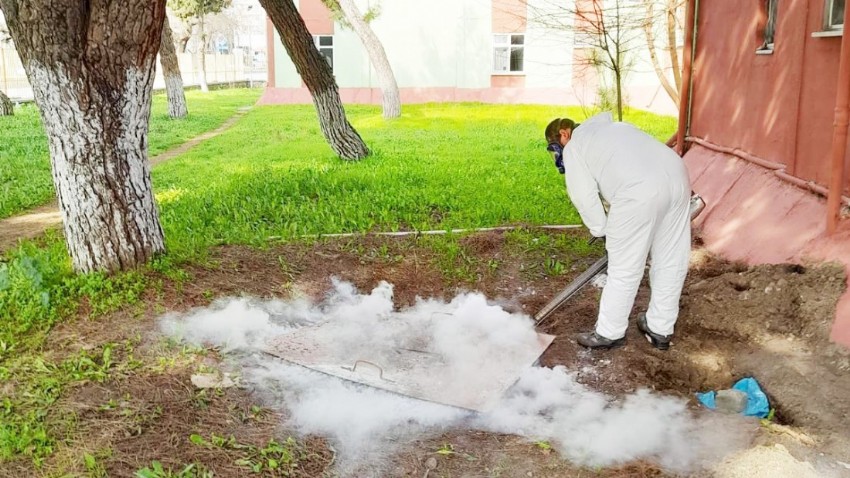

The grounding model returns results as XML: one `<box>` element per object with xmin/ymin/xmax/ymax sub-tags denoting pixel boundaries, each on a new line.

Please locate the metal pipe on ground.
<box><xmin>686</xmin><ymin>136</ymin><xmax>785</xmax><ymax>170</ymax></box>
<box><xmin>686</xmin><ymin>136</ymin><xmax>850</xmax><ymax>208</ymax></box>
<box><xmin>275</xmin><ymin>224</ymin><xmax>584</xmax><ymax>241</ymax></box>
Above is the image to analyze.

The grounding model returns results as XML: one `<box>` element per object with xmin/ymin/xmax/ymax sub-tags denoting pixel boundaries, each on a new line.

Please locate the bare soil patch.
<box><xmin>13</xmin><ymin>229</ymin><xmax>848</xmax><ymax>477</ymax></box>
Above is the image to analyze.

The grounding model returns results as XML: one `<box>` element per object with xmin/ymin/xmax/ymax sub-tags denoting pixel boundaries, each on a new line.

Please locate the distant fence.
<box><xmin>0</xmin><ymin>47</ymin><xmax>266</xmax><ymax>101</ymax></box>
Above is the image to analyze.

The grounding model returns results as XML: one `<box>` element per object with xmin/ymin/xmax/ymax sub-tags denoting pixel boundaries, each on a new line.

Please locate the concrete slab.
<box><xmin>264</xmin><ymin>316</ymin><xmax>555</xmax><ymax>412</ymax></box>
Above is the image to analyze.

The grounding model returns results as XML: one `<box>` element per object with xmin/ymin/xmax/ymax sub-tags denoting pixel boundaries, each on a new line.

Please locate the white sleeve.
<box><xmin>563</xmin><ymin>148</ymin><xmax>607</xmax><ymax>237</ymax></box>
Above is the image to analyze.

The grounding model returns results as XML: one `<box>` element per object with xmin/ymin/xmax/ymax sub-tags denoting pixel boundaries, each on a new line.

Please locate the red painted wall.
<box><xmin>490</xmin><ymin>76</ymin><xmax>526</xmax><ymax>87</ymax></box>
<box><xmin>300</xmin><ymin>0</ymin><xmax>334</xmax><ymax>35</ymax></box>
<box><xmin>689</xmin><ymin>0</ymin><xmax>848</xmax><ymax>193</ymax></box>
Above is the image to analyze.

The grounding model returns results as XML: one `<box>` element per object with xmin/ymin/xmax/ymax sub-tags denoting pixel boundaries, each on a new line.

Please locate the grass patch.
<box><xmin>504</xmin><ymin>229</ymin><xmax>606</xmax><ymax>280</ymax></box>
<box><xmin>0</xmin><ymin>88</ymin><xmax>262</xmax><ymax>219</ymax></box>
<box><xmin>189</xmin><ymin>434</ymin><xmax>309</xmax><ymax>475</ymax></box>
<box><xmin>0</xmin><ymin>232</ymin><xmax>151</xmax><ymax>349</ymax></box>
<box><xmin>154</xmin><ymin>103</ymin><xmax>675</xmax><ymax>260</ymax></box>
<box><xmin>135</xmin><ymin>461</ymin><xmax>213</xmax><ymax>478</ymax></box>
<box><xmin>0</xmin><ymin>341</ymin><xmax>139</xmax><ymax>464</ymax></box>
<box><xmin>421</xmin><ymin>233</ymin><xmax>483</xmax><ymax>284</ymax></box>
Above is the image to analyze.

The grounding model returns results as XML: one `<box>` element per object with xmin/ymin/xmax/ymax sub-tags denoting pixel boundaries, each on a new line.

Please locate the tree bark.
<box><xmin>259</xmin><ymin>0</ymin><xmax>369</xmax><ymax>160</ymax></box>
<box><xmin>336</xmin><ymin>0</ymin><xmax>401</xmax><ymax>119</ymax></box>
<box><xmin>614</xmin><ymin>68</ymin><xmax>623</xmax><ymax>121</ymax></box>
<box><xmin>0</xmin><ymin>88</ymin><xmax>12</xmax><ymax>116</ymax></box>
<box><xmin>0</xmin><ymin>0</ymin><xmax>167</xmax><ymax>274</ymax></box>
<box><xmin>198</xmin><ymin>12</ymin><xmax>209</xmax><ymax>92</ymax></box>
<box><xmin>667</xmin><ymin>0</ymin><xmax>682</xmax><ymax>92</ymax></box>
<box><xmin>643</xmin><ymin>0</ymin><xmax>679</xmax><ymax>106</ymax></box>
<box><xmin>160</xmin><ymin>16</ymin><xmax>189</xmax><ymax>118</ymax></box>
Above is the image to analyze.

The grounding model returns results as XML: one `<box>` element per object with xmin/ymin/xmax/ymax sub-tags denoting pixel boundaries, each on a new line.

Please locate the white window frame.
<box><xmin>826</xmin><ymin>0</ymin><xmax>845</xmax><ymax>31</ymax></box>
<box><xmin>312</xmin><ymin>35</ymin><xmax>334</xmax><ymax>70</ymax></box>
<box><xmin>492</xmin><ymin>33</ymin><xmax>525</xmax><ymax>75</ymax></box>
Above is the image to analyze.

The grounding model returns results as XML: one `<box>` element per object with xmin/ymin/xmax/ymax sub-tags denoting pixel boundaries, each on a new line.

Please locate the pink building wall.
<box><xmin>683</xmin><ymin>0</ymin><xmax>850</xmax><ymax>347</ymax></box>
<box><xmin>689</xmin><ymin>0</ymin><xmax>848</xmax><ymax>192</ymax></box>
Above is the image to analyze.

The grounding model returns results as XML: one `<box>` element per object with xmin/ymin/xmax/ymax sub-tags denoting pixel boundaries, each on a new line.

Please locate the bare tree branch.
<box><xmin>521</xmin><ymin>0</ymin><xmax>676</xmax><ymax>117</ymax></box>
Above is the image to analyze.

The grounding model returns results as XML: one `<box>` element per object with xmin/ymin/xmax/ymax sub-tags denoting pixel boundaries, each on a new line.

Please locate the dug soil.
<box><xmin>13</xmin><ymin>229</ymin><xmax>849</xmax><ymax>477</ymax></box>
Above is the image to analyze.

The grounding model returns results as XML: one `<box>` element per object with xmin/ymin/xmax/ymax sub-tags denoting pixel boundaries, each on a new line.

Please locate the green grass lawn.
<box><xmin>0</xmin><ymin>88</ymin><xmax>262</xmax><ymax>219</ymax></box>
<box><xmin>0</xmin><ymin>103</ymin><xmax>675</xmax><ymax>465</ymax></box>
<box><xmin>153</xmin><ymin>104</ymin><xmax>676</xmax><ymax>259</ymax></box>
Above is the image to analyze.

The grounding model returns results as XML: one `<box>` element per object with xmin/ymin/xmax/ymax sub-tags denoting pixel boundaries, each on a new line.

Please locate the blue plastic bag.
<box><xmin>696</xmin><ymin>377</ymin><xmax>770</xmax><ymax>418</ymax></box>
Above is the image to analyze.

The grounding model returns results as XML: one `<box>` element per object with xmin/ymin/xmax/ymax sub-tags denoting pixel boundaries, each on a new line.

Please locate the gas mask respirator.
<box><xmin>547</xmin><ymin>142</ymin><xmax>565</xmax><ymax>174</ymax></box>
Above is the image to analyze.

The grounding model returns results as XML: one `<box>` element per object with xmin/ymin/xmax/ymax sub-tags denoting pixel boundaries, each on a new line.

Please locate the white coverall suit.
<box><xmin>563</xmin><ymin>112</ymin><xmax>691</xmax><ymax>339</ymax></box>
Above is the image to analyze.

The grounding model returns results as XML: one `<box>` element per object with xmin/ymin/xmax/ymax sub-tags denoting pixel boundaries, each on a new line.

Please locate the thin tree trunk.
<box><xmin>615</xmin><ymin>70</ymin><xmax>623</xmax><ymax>121</ymax></box>
<box><xmin>198</xmin><ymin>12</ymin><xmax>209</xmax><ymax>92</ymax></box>
<box><xmin>644</xmin><ymin>0</ymin><xmax>679</xmax><ymax>105</ymax></box>
<box><xmin>259</xmin><ymin>0</ymin><xmax>369</xmax><ymax>160</ymax></box>
<box><xmin>667</xmin><ymin>0</ymin><xmax>682</xmax><ymax>94</ymax></box>
<box><xmin>0</xmin><ymin>0</ymin><xmax>167</xmax><ymax>274</ymax></box>
<box><xmin>160</xmin><ymin>16</ymin><xmax>189</xmax><ymax>118</ymax></box>
<box><xmin>336</xmin><ymin>0</ymin><xmax>401</xmax><ymax>119</ymax></box>
<box><xmin>0</xmin><ymin>89</ymin><xmax>12</xmax><ymax>116</ymax></box>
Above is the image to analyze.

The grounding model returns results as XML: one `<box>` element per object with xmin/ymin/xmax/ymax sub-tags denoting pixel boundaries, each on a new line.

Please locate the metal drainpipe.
<box><xmin>827</xmin><ymin>7</ymin><xmax>850</xmax><ymax>233</ymax></box>
<box><xmin>676</xmin><ymin>0</ymin><xmax>699</xmax><ymax>156</ymax></box>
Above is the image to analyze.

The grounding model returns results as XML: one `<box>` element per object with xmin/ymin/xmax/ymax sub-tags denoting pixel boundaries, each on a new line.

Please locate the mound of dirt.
<box><xmin>677</xmin><ymin>256</ymin><xmax>850</xmax><ymax>457</ymax></box>
<box><xmin>684</xmin><ymin>261</ymin><xmax>846</xmax><ymax>360</ymax></box>
<box><xmin>537</xmin><ymin>245</ymin><xmax>850</xmax><ymax>460</ymax></box>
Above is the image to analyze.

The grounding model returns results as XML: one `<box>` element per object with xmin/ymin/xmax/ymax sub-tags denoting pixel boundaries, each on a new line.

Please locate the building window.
<box><xmin>493</xmin><ymin>34</ymin><xmax>524</xmax><ymax>73</ymax></box>
<box><xmin>313</xmin><ymin>35</ymin><xmax>334</xmax><ymax>70</ymax></box>
<box><xmin>758</xmin><ymin>0</ymin><xmax>778</xmax><ymax>52</ymax></box>
<box><xmin>827</xmin><ymin>0</ymin><xmax>845</xmax><ymax>30</ymax></box>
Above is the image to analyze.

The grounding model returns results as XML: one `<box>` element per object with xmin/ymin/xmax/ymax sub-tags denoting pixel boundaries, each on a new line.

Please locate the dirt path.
<box><xmin>0</xmin><ymin>107</ymin><xmax>251</xmax><ymax>254</ymax></box>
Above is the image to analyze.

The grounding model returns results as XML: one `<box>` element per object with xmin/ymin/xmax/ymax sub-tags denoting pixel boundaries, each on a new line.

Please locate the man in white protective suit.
<box><xmin>544</xmin><ymin>112</ymin><xmax>692</xmax><ymax>351</ymax></box>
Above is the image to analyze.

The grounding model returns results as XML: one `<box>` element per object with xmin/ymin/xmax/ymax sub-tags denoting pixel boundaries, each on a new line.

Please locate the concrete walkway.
<box><xmin>0</xmin><ymin>107</ymin><xmax>251</xmax><ymax>253</ymax></box>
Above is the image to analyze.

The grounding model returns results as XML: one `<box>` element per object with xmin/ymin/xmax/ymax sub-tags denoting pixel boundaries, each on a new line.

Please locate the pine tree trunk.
<box><xmin>0</xmin><ymin>89</ymin><xmax>12</xmax><ymax>116</ymax></box>
<box><xmin>160</xmin><ymin>16</ymin><xmax>189</xmax><ymax>118</ymax></box>
<box><xmin>0</xmin><ymin>0</ymin><xmax>167</xmax><ymax>274</ymax></box>
<box><xmin>259</xmin><ymin>0</ymin><xmax>369</xmax><ymax>160</ymax></box>
<box><xmin>336</xmin><ymin>0</ymin><xmax>401</xmax><ymax>119</ymax></box>
<box><xmin>198</xmin><ymin>13</ymin><xmax>209</xmax><ymax>93</ymax></box>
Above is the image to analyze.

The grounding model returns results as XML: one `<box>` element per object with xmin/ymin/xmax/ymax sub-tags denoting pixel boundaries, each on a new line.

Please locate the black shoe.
<box><xmin>576</xmin><ymin>331</ymin><xmax>626</xmax><ymax>350</ymax></box>
<box><xmin>637</xmin><ymin>313</ymin><xmax>672</xmax><ymax>351</ymax></box>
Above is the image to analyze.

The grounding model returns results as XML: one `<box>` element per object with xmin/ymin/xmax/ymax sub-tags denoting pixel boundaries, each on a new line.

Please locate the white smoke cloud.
<box><xmin>160</xmin><ymin>279</ymin><xmax>752</xmax><ymax>476</ymax></box>
<box><xmin>245</xmin><ymin>359</ymin><xmax>467</xmax><ymax>476</ymax></box>
<box><xmin>159</xmin><ymin>293</ymin><xmax>323</xmax><ymax>352</ymax></box>
<box><xmin>477</xmin><ymin>366</ymin><xmax>714</xmax><ymax>470</ymax></box>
